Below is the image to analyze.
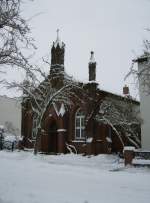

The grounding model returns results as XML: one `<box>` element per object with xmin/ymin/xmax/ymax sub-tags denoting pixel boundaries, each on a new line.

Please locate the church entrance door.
<box><xmin>48</xmin><ymin>121</ymin><xmax>57</xmax><ymax>153</ymax></box>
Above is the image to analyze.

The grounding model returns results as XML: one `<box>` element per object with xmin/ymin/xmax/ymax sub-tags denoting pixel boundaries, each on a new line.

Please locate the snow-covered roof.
<box><xmin>133</xmin><ymin>53</ymin><xmax>150</xmax><ymax>63</ymax></box>
<box><xmin>75</xmin><ymin>78</ymin><xmax>139</xmax><ymax>103</ymax></box>
<box><xmin>0</xmin><ymin>95</ymin><xmax>21</xmax><ymax>101</ymax></box>
<box><xmin>99</xmin><ymin>87</ymin><xmax>139</xmax><ymax>104</ymax></box>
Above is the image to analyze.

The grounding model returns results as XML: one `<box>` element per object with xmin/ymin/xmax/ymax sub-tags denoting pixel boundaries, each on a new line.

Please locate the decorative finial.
<box><xmin>56</xmin><ymin>29</ymin><xmax>60</xmax><ymax>40</ymax></box>
<box><xmin>54</xmin><ymin>29</ymin><xmax>64</xmax><ymax>48</ymax></box>
<box><xmin>89</xmin><ymin>51</ymin><xmax>95</xmax><ymax>63</ymax></box>
<box><xmin>90</xmin><ymin>51</ymin><xmax>94</xmax><ymax>58</ymax></box>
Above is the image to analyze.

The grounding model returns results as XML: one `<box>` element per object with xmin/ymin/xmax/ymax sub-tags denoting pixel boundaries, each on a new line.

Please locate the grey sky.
<box><xmin>1</xmin><ymin>0</ymin><xmax>150</xmax><ymax>97</ymax></box>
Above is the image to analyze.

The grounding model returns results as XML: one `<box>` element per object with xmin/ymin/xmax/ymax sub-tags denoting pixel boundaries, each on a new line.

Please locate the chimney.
<box><xmin>89</xmin><ymin>51</ymin><xmax>96</xmax><ymax>81</ymax></box>
<box><xmin>123</xmin><ymin>85</ymin><xmax>130</xmax><ymax>96</ymax></box>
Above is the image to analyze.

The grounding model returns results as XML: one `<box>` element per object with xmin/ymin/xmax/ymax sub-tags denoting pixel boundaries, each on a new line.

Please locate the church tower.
<box><xmin>50</xmin><ymin>29</ymin><xmax>65</xmax><ymax>76</ymax></box>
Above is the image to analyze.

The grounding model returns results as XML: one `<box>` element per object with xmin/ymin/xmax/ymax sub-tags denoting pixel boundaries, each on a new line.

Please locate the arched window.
<box><xmin>75</xmin><ymin>109</ymin><xmax>85</xmax><ymax>139</ymax></box>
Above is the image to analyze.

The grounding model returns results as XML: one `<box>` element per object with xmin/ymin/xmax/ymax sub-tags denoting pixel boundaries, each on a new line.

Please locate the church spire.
<box><xmin>54</xmin><ymin>29</ymin><xmax>63</xmax><ymax>48</ymax></box>
<box><xmin>50</xmin><ymin>30</ymin><xmax>65</xmax><ymax>75</ymax></box>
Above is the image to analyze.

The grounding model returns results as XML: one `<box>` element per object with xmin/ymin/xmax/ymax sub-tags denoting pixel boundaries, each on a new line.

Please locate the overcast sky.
<box><xmin>1</xmin><ymin>0</ymin><xmax>150</xmax><ymax>98</ymax></box>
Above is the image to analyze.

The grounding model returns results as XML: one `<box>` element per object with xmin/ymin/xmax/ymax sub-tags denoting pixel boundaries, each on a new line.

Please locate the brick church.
<box><xmin>21</xmin><ymin>31</ymin><xmax>140</xmax><ymax>155</ymax></box>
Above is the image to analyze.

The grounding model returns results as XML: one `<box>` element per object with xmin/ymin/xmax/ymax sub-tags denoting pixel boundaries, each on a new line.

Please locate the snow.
<box><xmin>66</xmin><ymin>143</ymin><xmax>77</xmax><ymax>154</ymax></box>
<box><xmin>52</xmin><ymin>102</ymin><xmax>66</xmax><ymax>117</ymax></box>
<box><xmin>57</xmin><ymin>129</ymin><xmax>66</xmax><ymax>132</ymax></box>
<box><xmin>72</xmin><ymin>140</ymin><xmax>85</xmax><ymax>143</ymax></box>
<box><xmin>0</xmin><ymin>125</ymin><xmax>4</xmax><ymax>130</ymax></box>
<box><xmin>0</xmin><ymin>151</ymin><xmax>150</xmax><ymax>203</ymax></box>
<box><xmin>106</xmin><ymin>136</ymin><xmax>112</xmax><ymax>143</ymax></box>
<box><xmin>86</xmin><ymin>137</ymin><xmax>93</xmax><ymax>143</ymax></box>
<box><xmin>59</xmin><ymin>103</ymin><xmax>66</xmax><ymax>117</ymax></box>
<box><xmin>54</xmin><ymin>39</ymin><xmax>63</xmax><ymax>48</ymax></box>
<box><xmin>133</xmin><ymin>159</ymin><xmax>150</xmax><ymax>165</ymax></box>
<box><xmin>124</xmin><ymin>146</ymin><xmax>135</xmax><ymax>151</ymax></box>
<box><xmin>87</xmin><ymin>80</ymin><xmax>98</xmax><ymax>84</ymax></box>
<box><xmin>135</xmin><ymin>149</ymin><xmax>150</xmax><ymax>153</ymax></box>
<box><xmin>3</xmin><ymin>133</ymin><xmax>17</xmax><ymax>142</ymax></box>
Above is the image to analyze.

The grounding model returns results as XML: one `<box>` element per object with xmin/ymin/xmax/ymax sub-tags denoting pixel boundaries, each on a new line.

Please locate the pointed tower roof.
<box><xmin>54</xmin><ymin>29</ymin><xmax>64</xmax><ymax>48</ymax></box>
<box><xmin>89</xmin><ymin>51</ymin><xmax>96</xmax><ymax>64</ymax></box>
<box><xmin>50</xmin><ymin>30</ymin><xmax>65</xmax><ymax>75</ymax></box>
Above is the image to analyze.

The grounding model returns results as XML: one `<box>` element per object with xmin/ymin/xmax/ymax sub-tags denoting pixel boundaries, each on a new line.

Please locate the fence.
<box><xmin>124</xmin><ymin>147</ymin><xmax>150</xmax><ymax>167</ymax></box>
<box><xmin>134</xmin><ymin>150</ymin><xmax>150</xmax><ymax>160</ymax></box>
<box><xmin>0</xmin><ymin>139</ymin><xmax>17</xmax><ymax>151</ymax></box>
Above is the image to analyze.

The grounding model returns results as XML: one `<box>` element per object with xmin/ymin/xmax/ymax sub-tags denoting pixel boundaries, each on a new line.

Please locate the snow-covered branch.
<box><xmin>96</xmin><ymin>97</ymin><xmax>141</xmax><ymax>148</ymax></box>
<box><xmin>0</xmin><ymin>0</ymin><xmax>36</xmax><ymax>72</ymax></box>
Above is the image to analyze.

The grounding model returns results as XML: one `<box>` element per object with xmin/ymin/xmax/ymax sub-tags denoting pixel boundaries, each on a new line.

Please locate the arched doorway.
<box><xmin>48</xmin><ymin>121</ymin><xmax>58</xmax><ymax>153</ymax></box>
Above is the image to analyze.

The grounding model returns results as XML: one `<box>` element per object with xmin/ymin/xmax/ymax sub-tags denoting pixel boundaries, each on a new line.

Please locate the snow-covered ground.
<box><xmin>0</xmin><ymin>151</ymin><xmax>150</xmax><ymax>203</ymax></box>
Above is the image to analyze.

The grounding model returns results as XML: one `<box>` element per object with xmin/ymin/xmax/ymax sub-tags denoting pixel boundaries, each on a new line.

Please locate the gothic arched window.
<box><xmin>75</xmin><ymin>109</ymin><xmax>85</xmax><ymax>139</ymax></box>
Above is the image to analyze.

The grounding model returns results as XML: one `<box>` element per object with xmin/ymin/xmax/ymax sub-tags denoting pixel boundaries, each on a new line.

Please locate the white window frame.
<box><xmin>75</xmin><ymin>109</ymin><xmax>85</xmax><ymax>140</ymax></box>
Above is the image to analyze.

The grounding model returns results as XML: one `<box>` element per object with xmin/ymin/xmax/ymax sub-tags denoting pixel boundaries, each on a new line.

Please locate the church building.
<box><xmin>21</xmin><ymin>31</ymin><xmax>140</xmax><ymax>155</ymax></box>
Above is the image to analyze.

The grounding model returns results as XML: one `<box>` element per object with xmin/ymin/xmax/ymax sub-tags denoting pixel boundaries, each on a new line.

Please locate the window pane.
<box><xmin>76</xmin><ymin>110</ymin><xmax>84</xmax><ymax>116</ymax></box>
<box><xmin>81</xmin><ymin>117</ymin><xmax>85</xmax><ymax>127</ymax></box>
<box><xmin>75</xmin><ymin>109</ymin><xmax>85</xmax><ymax>139</ymax></box>
<box><xmin>76</xmin><ymin>118</ymin><xmax>80</xmax><ymax>127</ymax></box>
<box><xmin>81</xmin><ymin>129</ymin><xmax>85</xmax><ymax>138</ymax></box>
<box><xmin>76</xmin><ymin>129</ymin><xmax>80</xmax><ymax>138</ymax></box>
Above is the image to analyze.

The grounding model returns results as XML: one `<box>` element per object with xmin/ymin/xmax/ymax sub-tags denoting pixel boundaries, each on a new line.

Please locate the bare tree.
<box><xmin>125</xmin><ymin>35</ymin><xmax>150</xmax><ymax>95</ymax></box>
<box><xmin>4</xmin><ymin>62</ymin><xmax>141</xmax><ymax>152</ymax></box>
<box><xmin>125</xmin><ymin>56</ymin><xmax>150</xmax><ymax>96</ymax></box>
<box><xmin>0</xmin><ymin>0</ymin><xmax>35</xmax><ymax>72</ymax></box>
<box><xmin>4</xmin><ymin>63</ymin><xmax>90</xmax><ymax>154</ymax></box>
<box><xmin>95</xmin><ymin>97</ymin><xmax>141</xmax><ymax>148</ymax></box>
